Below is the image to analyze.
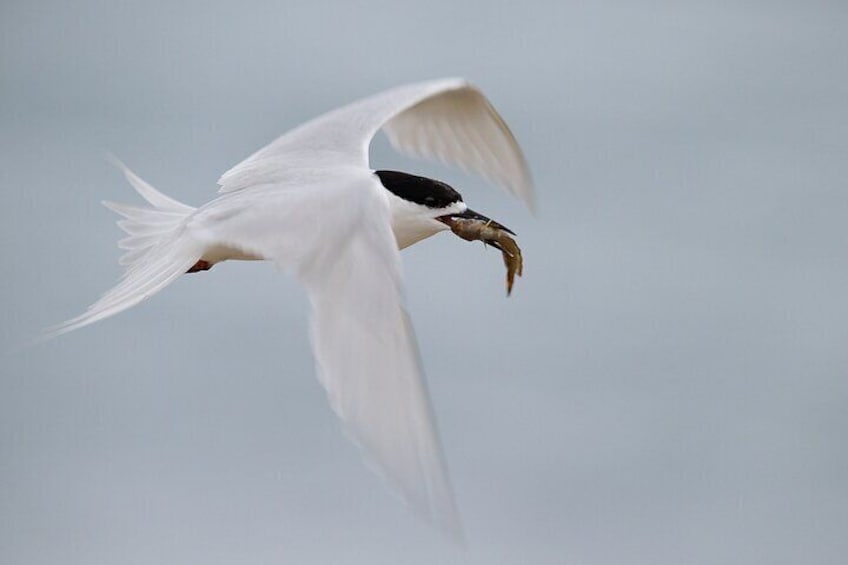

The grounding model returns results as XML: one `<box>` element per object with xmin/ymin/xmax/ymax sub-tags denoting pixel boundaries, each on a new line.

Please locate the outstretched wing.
<box><xmin>197</xmin><ymin>173</ymin><xmax>462</xmax><ymax>537</ymax></box>
<box><xmin>218</xmin><ymin>78</ymin><xmax>533</xmax><ymax>209</ymax></box>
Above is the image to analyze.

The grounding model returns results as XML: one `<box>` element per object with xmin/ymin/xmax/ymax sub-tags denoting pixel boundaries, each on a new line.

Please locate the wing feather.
<box><xmin>383</xmin><ymin>86</ymin><xmax>534</xmax><ymax>208</ymax></box>
<box><xmin>199</xmin><ymin>175</ymin><xmax>462</xmax><ymax>536</ymax></box>
<box><xmin>301</xmin><ymin>200</ymin><xmax>462</xmax><ymax>538</ymax></box>
<box><xmin>217</xmin><ymin>78</ymin><xmax>533</xmax><ymax>209</ymax></box>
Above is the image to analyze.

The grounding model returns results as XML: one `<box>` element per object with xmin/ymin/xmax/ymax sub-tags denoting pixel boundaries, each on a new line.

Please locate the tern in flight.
<box><xmin>48</xmin><ymin>78</ymin><xmax>534</xmax><ymax>537</ymax></box>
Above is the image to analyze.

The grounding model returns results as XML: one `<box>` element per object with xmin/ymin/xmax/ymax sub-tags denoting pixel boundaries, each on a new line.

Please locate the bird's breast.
<box><xmin>391</xmin><ymin>217</ymin><xmax>448</xmax><ymax>250</ymax></box>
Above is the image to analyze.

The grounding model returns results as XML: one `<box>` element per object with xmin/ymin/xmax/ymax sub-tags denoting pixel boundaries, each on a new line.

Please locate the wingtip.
<box><xmin>40</xmin><ymin>317</ymin><xmax>81</xmax><ymax>343</ymax></box>
<box><xmin>524</xmin><ymin>191</ymin><xmax>538</xmax><ymax>217</ymax></box>
<box><xmin>437</xmin><ymin>506</ymin><xmax>467</xmax><ymax>548</ymax></box>
<box><xmin>4</xmin><ymin>328</ymin><xmax>57</xmax><ymax>356</ymax></box>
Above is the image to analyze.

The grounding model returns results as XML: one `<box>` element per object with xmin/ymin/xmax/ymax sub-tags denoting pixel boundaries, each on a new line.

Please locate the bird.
<box><xmin>47</xmin><ymin>78</ymin><xmax>534</xmax><ymax>538</ymax></box>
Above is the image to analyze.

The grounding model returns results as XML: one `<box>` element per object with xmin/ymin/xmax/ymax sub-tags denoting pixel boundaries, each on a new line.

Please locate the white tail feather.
<box><xmin>44</xmin><ymin>160</ymin><xmax>202</xmax><ymax>339</ymax></box>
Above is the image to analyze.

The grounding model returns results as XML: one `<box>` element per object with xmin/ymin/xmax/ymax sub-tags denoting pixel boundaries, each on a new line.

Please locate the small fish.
<box><xmin>447</xmin><ymin>217</ymin><xmax>524</xmax><ymax>295</ymax></box>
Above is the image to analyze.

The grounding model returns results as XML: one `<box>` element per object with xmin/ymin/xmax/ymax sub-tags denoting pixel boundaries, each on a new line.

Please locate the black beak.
<box><xmin>436</xmin><ymin>208</ymin><xmax>516</xmax><ymax>236</ymax></box>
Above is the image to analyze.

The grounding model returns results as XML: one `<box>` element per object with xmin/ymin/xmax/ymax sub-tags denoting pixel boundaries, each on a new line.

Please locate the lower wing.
<box><xmin>201</xmin><ymin>172</ymin><xmax>463</xmax><ymax>537</ymax></box>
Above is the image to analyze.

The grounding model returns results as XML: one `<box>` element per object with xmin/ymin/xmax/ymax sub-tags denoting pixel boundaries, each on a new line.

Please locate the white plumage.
<box><xmin>48</xmin><ymin>78</ymin><xmax>533</xmax><ymax>538</ymax></box>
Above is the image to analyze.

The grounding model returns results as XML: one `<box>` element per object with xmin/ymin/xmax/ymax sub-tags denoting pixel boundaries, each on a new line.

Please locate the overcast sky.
<box><xmin>2</xmin><ymin>1</ymin><xmax>847</xmax><ymax>564</ymax></box>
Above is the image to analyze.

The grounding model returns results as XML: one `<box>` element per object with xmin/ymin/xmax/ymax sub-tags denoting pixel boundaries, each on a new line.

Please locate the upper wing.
<box><xmin>197</xmin><ymin>174</ymin><xmax>461</xmax><ymax>537</ymax></box>
<box><xmin>218</xmin><ymin>78</ymin><xmax>533</xmax><ymax>210</ymax></box>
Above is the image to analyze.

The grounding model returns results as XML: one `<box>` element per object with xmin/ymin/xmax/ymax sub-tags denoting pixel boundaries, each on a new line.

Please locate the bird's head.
<box><xmin>375</xmin><ymin>170</ymin><xmax>513</xmax><ymax>249</ymax></box>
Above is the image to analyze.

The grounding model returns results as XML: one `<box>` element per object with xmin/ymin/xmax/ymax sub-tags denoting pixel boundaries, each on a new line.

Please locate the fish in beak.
<box><xmin>437</xmin><ymin>208</ymin><xmax>523</xmax><ymax>295</ymax></box>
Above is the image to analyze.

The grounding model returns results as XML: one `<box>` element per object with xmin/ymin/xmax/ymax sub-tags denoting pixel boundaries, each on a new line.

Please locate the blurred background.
<box><xmin>2</xmin><ymin>1</ymin><xmax>847</xmax><ymax>563</ymax></box>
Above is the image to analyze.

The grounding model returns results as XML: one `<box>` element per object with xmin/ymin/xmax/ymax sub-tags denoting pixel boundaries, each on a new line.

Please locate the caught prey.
<box><xmin>442</xmin><ymin>215</ymin><xmax>524</xmax><ymax>295</ymax></box>
<box><xmin>47</xmin><ymin>78</ymin><xmax>533</xmax><ymax>538</ymax></box>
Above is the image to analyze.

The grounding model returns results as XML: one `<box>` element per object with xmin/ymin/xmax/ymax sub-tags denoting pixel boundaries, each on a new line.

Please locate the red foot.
<box><xmin>187</xmin><ymin>260</ymin><xmax>212</xmax><ymax>274</ymax></box>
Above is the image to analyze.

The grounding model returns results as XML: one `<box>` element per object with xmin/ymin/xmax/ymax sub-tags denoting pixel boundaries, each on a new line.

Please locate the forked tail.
<box><xmin>44</xmin><ymin>160</ymin><xmax>203</xmax><ymax>339</ymax></box>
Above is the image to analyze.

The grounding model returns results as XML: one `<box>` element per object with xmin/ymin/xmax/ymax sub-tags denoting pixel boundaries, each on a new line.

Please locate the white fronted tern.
<box><xmin>47</xmin><ymin>78</ymin><xmax>534</xmax><ymax>539</ymax></box>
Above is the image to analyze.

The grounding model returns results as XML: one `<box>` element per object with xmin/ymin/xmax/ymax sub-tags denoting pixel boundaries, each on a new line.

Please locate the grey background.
<box><xmin>2</xmin><ymin>1</ymin><xmax>847</xmax><ymax>563</ymax></box>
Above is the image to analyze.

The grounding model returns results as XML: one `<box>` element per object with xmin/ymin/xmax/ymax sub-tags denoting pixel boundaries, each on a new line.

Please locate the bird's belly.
<box><xmin>201</xmin><ymin>244</ymin><xmax>264</xmax><ymax>264</ymax></box>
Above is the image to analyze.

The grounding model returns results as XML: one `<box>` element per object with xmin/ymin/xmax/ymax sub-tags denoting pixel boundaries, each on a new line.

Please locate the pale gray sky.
<box><xmin>2</xmin><ymin>1</ymin><xmax>847</xmax><ymax>564</ymax></box>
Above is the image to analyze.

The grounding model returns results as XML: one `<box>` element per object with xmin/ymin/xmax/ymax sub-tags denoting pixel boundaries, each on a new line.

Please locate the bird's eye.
<box><xmin>425</xmin><ymin>197</ymin><xmax>435</xmax><ymax>205</ymax></box>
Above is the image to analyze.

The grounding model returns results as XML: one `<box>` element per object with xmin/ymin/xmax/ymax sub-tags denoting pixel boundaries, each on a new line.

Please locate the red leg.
<box><xmin>186</xmin><ymin>260</ymin><xmax>212</xmax><ymax>273</ymax></box>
